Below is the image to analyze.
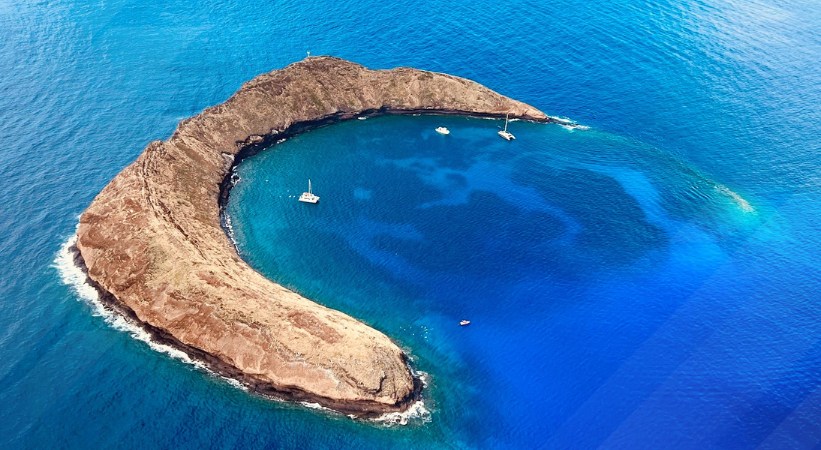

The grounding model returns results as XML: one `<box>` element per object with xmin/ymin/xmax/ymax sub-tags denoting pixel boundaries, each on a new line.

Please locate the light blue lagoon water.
<box><xmin>1</xmin><ymin>0</ymin><xmax>819</xmax><ymax>448</ymax></box>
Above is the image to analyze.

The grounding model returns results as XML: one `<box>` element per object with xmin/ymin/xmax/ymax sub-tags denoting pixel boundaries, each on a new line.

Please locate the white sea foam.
<box><xmin>55</xmin><ymin>234</ymin><xmax>425</xmax><ymax>424</ymax></box>
<box><xmin>222</xmin><ymin>213</ymin><xmax>239</xmax><ymax>250</ymax></box>
<box><xmin>715</xmin><ymin>184</ymin><xmax>754</xmax><ymax>213</ymax></box>
<box><xmin>373</xmin><ymin>400</ymin><xmax>431</xmax><ymax>426</ymax></box>
<box><xmin>548</xmin><ymin>115</ymin><xmax>574</xmax><ymax>125</ymax></box>
<box><xmin>300</xmin><ymin>401</ymin><xmax>329</xmax><ymax>411</ymax></box>
<box><xmin>372</xmin><ymin>371</ymin><xmax>431</xmax><ymax>426</ymax></box>
<box><xmin>550</xmin><ymin>115</ymin><xmax>589</xmax><ymax>131</ymax></box>
<box><xmin>55</xmin><ymin>234</ymin><xmax>257</xmax><ymax>395</ymax></box>
<box><xmin>54</xmin><ymin>236</ymin><xmax>208</xmax><ymax>372</ymax></box>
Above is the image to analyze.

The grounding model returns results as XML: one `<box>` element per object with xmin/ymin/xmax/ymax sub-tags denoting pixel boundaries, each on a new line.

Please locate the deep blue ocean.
<box><xmin>1</xmin><ymin>0</ymin><xmax>819</xmax><ymax>448</ymax></box>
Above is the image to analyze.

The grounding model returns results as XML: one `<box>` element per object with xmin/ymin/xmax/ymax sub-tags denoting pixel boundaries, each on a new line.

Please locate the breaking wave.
<box><xmin>54</xmin><ymin>235</ymin><xmax>214</xmax><ymax>374</ymax></box>
<box><xmin>549</xmin><ymin>115</ymin><xmax>590</xmax><ymax>131</ymax></box>
<box><xmin>372</xmin><ymin>371</ymin><xmax>431</xmax><ymax>426</ymax></box>
<box><xmin>54</xmin><ymin>233</ymin><xmax>427</xmax><ymax>424</ymax></box>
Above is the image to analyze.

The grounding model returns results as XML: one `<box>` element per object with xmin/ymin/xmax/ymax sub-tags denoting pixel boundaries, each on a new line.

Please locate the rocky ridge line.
<box><xmin>75</xmin><ymin>57</ymin><xmax>548</xmax><ymax>415</ymax></box>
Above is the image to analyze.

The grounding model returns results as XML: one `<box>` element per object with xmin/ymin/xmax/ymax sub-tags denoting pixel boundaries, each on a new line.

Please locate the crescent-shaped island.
<box><xmin>73</xmin><ymin>57</ymin><xmax>549</xmax><ymax>416</ymax></box>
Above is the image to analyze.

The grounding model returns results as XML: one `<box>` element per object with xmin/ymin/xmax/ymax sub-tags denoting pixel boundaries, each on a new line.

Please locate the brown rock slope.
<box><xmin>75</xmin><ymin>57</ymin><xmax>548</xmax><ymax>415</ymax></box>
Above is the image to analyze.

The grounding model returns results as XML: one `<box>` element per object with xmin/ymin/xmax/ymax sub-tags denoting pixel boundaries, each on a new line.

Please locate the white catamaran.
<box><xmin>498</xmin><ymin>113</ymin><xmax>516</xmax><ymax>141</ymax></box>
<box><xmin>298</xmin><ymin>179</ymin><xmax>319</xmax><ymax>204</ymax></box>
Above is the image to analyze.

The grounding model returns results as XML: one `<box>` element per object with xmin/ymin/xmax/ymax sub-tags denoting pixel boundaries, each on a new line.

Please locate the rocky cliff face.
<box><xmin>75</xmin><ymin>57</ymin><xmax>548</xmax><ymax>415</ymax></box>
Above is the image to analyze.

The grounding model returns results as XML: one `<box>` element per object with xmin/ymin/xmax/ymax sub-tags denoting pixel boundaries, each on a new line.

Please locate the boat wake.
<box><xmin>54</xmin><ymin>233</ymin><xmax>428</xmax><ymax>424</ymax></box>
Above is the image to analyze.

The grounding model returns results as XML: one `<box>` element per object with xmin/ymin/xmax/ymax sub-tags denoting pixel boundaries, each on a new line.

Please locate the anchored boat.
<box><xmin>498</xmin><ymin>113</ymin><xmax>515</xmax><ymax>141</ymax></box>
<box><xmin>298</xmin><ymin>179</ymin><xmax>320</xmax><ymax>204</ymax></box>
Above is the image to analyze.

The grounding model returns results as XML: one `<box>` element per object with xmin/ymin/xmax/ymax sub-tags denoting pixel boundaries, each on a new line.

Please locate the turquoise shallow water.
<box><xmin>1</xmin><ymin>0</ymin><xmax>819</xmax><ymax>448</ymax></box>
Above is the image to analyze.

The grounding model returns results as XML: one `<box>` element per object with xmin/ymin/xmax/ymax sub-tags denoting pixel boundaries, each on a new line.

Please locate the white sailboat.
<box><xmin>498</xmin><ymin>113</ymin><xmax>515</xmax><ymax>141</ymax></box>
<box><xmin>298</xmin><ymin>179</ymin><xmax>319</xmax><ymax>204</ymax></box>
<box><xmin>435</xmin><ymin>126</ymin><xmax>450</xmax><ymax>135</ymax></box>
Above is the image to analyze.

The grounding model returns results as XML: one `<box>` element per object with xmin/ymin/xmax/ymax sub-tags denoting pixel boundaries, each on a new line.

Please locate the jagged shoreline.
<box><xmin>74</xmin><ymin>57</ymin><xmax>548</xmax><ymax>416</ymax></box>
<box><xmin>65</xmin><ymin>242</ymin><xmax>425</xmax><ymax>417</ymax></box>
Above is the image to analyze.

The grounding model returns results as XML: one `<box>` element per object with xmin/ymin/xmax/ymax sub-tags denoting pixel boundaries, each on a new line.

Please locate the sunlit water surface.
<box><xmin>0</xmin><ymin>0</ymin><xmax>818</xmax><ymax>448</ymax></box>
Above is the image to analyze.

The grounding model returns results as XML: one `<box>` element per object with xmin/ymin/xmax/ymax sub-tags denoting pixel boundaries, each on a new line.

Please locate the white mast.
<box><xmin>497</xmin><ymin>112</ymin><xmax>516</xmax><ymax>141</ymax></box>
<box><xmin>299</xmin><ymin>178</ymin><xmax>319</xmax><ymax>203</ymax></box>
